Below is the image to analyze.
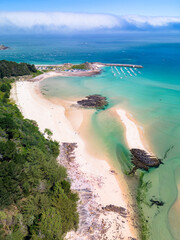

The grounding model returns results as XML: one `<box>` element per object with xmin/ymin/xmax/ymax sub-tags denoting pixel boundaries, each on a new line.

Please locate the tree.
<box><xmin>37</xmin><ymin>208</ymin><xmax>63</xmax><ymax>240</ymax></box>
<box><xmin>44</xmin><ymin>128</ymin><xmax>53</xmax><ymax>139</ymax></box>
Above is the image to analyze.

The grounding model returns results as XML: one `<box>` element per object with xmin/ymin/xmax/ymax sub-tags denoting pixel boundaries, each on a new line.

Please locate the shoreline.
<box><xmin>11</xmin><ymin>77</ymin><xmax>140</xmax><ymax>239</ymax></box>
<box><xmin>115</xmin><ymin>109</ymin><xmax>151</xmax><ymax>154</ymax></box>
<box><xmin>29</xmin><ymin>69</ymin><xmax>101</xmax><ymax>82</ymax></box>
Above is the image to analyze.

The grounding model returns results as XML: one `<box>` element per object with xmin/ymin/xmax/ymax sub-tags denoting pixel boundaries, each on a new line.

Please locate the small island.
<box><xmin>77</xmin><ymin>94</ymin><xmax>108</xmax><ymax>109</ymax></box>
<box><xmin>0</xmin><ymin>44</ymin><xmax>9</xmax><ymax>50</ymax></box>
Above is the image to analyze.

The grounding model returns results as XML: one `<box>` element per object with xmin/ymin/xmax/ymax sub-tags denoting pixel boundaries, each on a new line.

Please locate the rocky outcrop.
<box><xmin>130</xmin><ymin>148</ymin><xmax>161</xmax><ymax>172</ymax></box>
<box><xmin>150</xmin><ymin>199</ymin><xmax>164</xmax><ymax>207</ymax></box>
<box><xmin>60</xmin><ymin>142</ymin><xmax>77</xmax><ymax>162</ymax></box>
<box><xmin>102</xmin><ymin>205</ymin><xmax>128</xmax><ymax>218</ymax></box>
<box><xmin>0</xmin><ymin>45</ymin><xmax>9</xmax><ymax>50</ymax></box>
<box><xmin>77</xmin><ymin>95</ymin><xmax>108</xmax><ymax>110</ymax></box>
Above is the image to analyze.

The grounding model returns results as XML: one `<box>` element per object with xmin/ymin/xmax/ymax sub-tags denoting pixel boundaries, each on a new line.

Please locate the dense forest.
<box><xmin>0</xmin><ymin>60</ymin><xmax>37</xmax><ymax>78</ymax></box>
<box><xmin>0</xmin><ymin>77</ymin><xmax>79</xmax><ymax>239</ymax></box>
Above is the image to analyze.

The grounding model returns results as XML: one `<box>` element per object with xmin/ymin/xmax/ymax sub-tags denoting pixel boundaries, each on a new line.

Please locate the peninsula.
<box><xmin>115</xmin><ymin>109</ymin><xmax>160</xmax><ymax>172</ymax></box>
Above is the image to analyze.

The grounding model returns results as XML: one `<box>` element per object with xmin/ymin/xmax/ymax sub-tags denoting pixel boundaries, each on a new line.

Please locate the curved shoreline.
<box><xmin>11</xmin><ymin>79</ymin><xmax>139</xmax><ymax>239</ymax></box>
<box><xmin>116</xmin><ymin>109</ymin><xmax>151</xmax><ymax>153</ymax></box>
<box><xmin>28</xmin><ymin>69</ymin><xmax>101</xmax><ymax>82</ymax></box>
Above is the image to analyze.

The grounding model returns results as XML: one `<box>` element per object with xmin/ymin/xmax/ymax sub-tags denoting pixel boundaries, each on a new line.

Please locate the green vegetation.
<box><xmin>41</xmin><ymin>69</ymin><xmax>51</xmax><ymax>73</ymax></box>
<box><xmin>0</xmin><ymin>60</ymin><xmax>37</xmax><ymax>79</ymax></box>
<box><xmin>70</xmin><ymin>63</ymin><xmax>89</xmax><ymax>70</ymax></box>
<box><xmin>0</xmin><ymin>77</ymin><xmax>79</xmax><ymax>239</ymax></box>
<box><xmin>31</xmin><ymin>70</ymin><xmax>43</xmax><ymax>78</ymax></box>
<box><xmin>136</xmin><ymin>173</ymin><xmax>150</xmax><ymax>240</ymax></box>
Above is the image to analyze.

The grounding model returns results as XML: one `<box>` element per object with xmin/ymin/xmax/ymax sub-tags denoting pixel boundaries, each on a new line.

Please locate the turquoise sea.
<box><xmin>1</xmin><ymin>33</ymin><xmax>180</xmax><ymax>240</ymax></box>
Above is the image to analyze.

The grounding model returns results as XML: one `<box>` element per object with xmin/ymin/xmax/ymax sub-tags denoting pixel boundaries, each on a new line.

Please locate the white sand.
<box><xmin>116</xmin><ymin>109</ymin><xmax>149</xmax><ymax>153</ymax></box>
<box><xmin>11</xmin><ymin>80</ymin><xmax>138</xmax><ymax>240</ymax></box>
<box><xmin>29</xmin><ymin>69</ymin><xmax>101</xmax><ymax>82</ymax></box>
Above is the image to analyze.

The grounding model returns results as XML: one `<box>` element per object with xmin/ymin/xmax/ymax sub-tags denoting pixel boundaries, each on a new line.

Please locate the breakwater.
<box><xmin>93</xmin><ymin>62</ymin><xmax>143</xmax><ymax>68</ymax></box>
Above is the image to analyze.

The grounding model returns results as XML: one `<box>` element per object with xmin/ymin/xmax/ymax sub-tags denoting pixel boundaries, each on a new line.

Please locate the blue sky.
<box><xmin>0</xmin><ymin>0</ymin><xmax>179</xmax><ymax>16</ymax></box>
<box><xmin>0</xmin><ymin>0</ymin><xmax>179</xmax><ymax>33</ymax></box>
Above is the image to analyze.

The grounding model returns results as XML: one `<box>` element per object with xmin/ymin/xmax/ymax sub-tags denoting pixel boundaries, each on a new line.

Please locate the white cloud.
<box><xmin>0</xmin><ymin>12</ymin><xmax>119</xmax><ymax>30</ymax></box>
<box><xmin>123</xmin><ymin>15</ymin><xmax>180</xmax><ymax>27</ymax></box>
<box><xmin>0</xmin><ymin>12</ymin><xmax>179</xmax><ymax>32</ymax></box>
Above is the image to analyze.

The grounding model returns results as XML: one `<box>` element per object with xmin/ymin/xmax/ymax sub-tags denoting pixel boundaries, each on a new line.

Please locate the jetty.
<box><xmin>93</xmin><ymin>62</ymin><xmax>143</xmax><ymax>68</ymax></box>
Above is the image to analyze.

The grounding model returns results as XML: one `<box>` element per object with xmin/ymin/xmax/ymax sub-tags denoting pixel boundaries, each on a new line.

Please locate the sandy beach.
<box><xmin>10</xmin><ymin>76</ymin><xmax>142</xmax><ymax>240</ymax></box>
<box><xmin>115</xmin><ymin>109</ymin><xmax>150</xmax><ymax>153</ymax></box>
<box><xmin>29</xmin><ymin>69</ymin><xmax>101</xmax><ymax>82</ymax></box>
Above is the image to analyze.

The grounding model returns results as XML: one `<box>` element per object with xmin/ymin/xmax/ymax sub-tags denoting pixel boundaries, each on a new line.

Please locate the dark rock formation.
<box><xmin>129</xmin><ymin>148</ymin><xmax>161</xmax><ymax>172</ymax></box>
<box><xmin>150</xmin><ymin>199</ymin><xmax>164</xmax><ymax>207</ymax></box>
<box><xmin>102</xmin><ymin>204</ymin><xmax>127</xmax><ymax>217</ymax></box>
<box><xmin>0</xmin><ymin>45</ymin><xmax>9</xmax><ymax>50</ymax></box>
<box><xmin>60</xmin><ymin>142</ymin><xmax>77</xmax><ymax>162</ymax></box>
<box><xmin>77</xmin><ymin>94</ymin><xmax>108</xmax><ymax>110</ymax></box>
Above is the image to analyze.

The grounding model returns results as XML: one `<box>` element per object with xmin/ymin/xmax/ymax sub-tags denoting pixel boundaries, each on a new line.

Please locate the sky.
<box><xmin>0</xmin><ymin>0</ymin><xmax>179</xmax><ymax>34</ymax></box>
<box><xmin>0</xmin><ymin>0</ymin><xmax>179</xmax><ymax>16</ymax></box>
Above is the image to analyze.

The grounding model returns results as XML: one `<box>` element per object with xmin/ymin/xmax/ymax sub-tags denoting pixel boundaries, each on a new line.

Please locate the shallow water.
<box><xmin>40</xmin><ymin>65</ymin><xmax>180</xmax><ymax>240</ymax></box>
<box><xmin>1</xmin><ymin>33</ymin><xmax>180</xmax><ymax>239</ymax></box>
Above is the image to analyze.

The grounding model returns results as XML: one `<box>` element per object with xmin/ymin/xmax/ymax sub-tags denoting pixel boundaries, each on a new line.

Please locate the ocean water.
<box><xmin>1</xmin><ymin>33</ymin><xmax>180</xmax><ymax>240</ymax></box>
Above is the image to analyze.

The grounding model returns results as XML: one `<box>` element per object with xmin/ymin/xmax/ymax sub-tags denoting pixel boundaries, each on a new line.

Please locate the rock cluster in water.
<box><xmin>0</xmin><ymin>45</ymin><xmax>9</xmax><ymax>50</ymax></box>
<box><xmin>77</xmin><ymin>94</ymin><xmax>108</xmax><ymax>110</ymax></box>
<box><xmin>130</xmin><ymin>148</ymin><xmax>161</xmax><ymax>172</ymax></box>
<box><xmin>150</xmin><ymin>199</ymin><xmax>164</xmax><ymax>207</ymax></box>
